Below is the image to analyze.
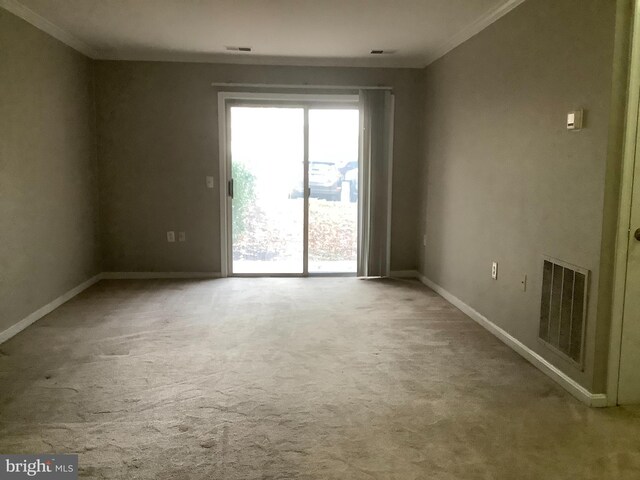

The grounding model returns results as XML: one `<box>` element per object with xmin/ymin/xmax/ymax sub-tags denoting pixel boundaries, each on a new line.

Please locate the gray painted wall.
<box><xmin>418</xmin><ymin>0</ymin><xmax>619</xmax><ymax>391</ymax></box>
<box><xmin>2</xmin><ymin>0</ymin><xmax>627</xmax><ymax>397</ymax></box>
<box><xmin>94</xmin><ymin>62</ymin><xmax>423</xmax><ymax>272</ymax></box>
<box><xmin>0</xmin><ymin>9</ymin><xmax>100</xmax><ymax>333</ymax></box>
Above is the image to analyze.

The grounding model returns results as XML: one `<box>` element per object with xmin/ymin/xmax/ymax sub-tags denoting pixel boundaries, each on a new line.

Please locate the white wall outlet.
<box><xmin>491</xmin><ymin>261</ymin><xmax>498</xmax><ymax>280</ymax></box>
<box><xmin>178</xmin><ymin>231</ymin><xmax>186</xmax><ymax>242</ymax></box>
<box><xmin>521</xmin><ymin>274</ymin><xmax>527</xmax><ymax>292</ymax></box>
<box><xmin>423</xmin><ymin>234</ymin><xmax>427</xmax><ymax>247</ymax></box>
<box><xmin>206</xmin><ymin>176</ymin><xmax>214</xmax><ymax>189</ymax></box>
<box><xmin>167</xmin><ymin>231</ymin><xmax>175</xmax><ymax>243</ymax></box>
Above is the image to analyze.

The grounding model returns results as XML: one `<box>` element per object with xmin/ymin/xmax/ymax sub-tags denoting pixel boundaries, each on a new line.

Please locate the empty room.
<box><xmin>1</xmin><ymin>0</ymin><xmax>640</xmax><ymax>478</ymax></box>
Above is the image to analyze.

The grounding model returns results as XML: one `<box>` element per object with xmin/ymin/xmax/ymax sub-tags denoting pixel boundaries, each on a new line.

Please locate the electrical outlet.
<box><xmin>167</xmin><ymin>231</ymin><xmax>175</xmax><ymax>243</ymax></box>
<box><xmin>491</xmin><ymin>261</ymin><xmax>498</xmax><ymax>280</ymax></box>
<box><xmin>206</xmin><ymin>176</ymin><xmax>214</xmax><ymax>189</ymax></box>
<box><xmin>521</xmin><ymin>274</ymin><xmax>527</xmax><ymax>292</ymax></box>
<box><xmin>178</xmin><ymin>231</ymin><xmax>186</xmax><ymax>242</ymax></box>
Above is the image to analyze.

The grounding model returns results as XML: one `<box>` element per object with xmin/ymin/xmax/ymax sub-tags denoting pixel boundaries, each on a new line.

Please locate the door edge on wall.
<box><xmin>606</xmin><ymin>0</ymin><xmax>640</xmax><ymax>406</ymax></box>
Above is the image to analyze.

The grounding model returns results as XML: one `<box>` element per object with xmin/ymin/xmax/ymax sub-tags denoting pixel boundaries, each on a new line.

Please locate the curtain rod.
<box><xmin>210</xmin><ymin>82</ymin><xmax>393</xmax><ymax>91</ymax></box>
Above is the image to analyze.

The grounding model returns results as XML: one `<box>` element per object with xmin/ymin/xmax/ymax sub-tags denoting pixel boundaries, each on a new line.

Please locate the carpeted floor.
<box><xmin>0</xmin><ymin>278</ymin><xmax>639</xmax><ymax>479</ymax></box>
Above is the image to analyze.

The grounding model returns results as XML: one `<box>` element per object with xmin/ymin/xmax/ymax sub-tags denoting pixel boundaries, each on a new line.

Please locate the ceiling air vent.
<box><xmin>226</xmin><ymin>46</ymin><xmax>252</xmax><ymax>52</ymax></box>
<box><xmin>538</xmin><ymin>257</ymin><xmax>589</xmax><ymax>368</ymax></box>
<box><xmin>370</xmin><ymin>50</ymin><xmax>385</xmax><ymax>54</ymax></box>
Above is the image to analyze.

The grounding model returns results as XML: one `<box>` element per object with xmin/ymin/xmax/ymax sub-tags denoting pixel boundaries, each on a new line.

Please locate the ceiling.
<box><xmin>6</xmin><ymin>0</ymin><xmax>525</xmax><ymax>68</ymax></box>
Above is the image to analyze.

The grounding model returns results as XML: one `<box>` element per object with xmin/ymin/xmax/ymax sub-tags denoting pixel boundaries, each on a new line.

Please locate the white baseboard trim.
<box><xmin>102</xmin><ymin>271</ymin><xmax>223</xmax><ymax>279</ymax></box>
<box><xmin>0</xmin><ymin>268</ymin><xmax>608</xmax><ymax>407</ymax></box>
<box><xmin>0</xmin><ymin>271</ymin><xmax>224</xmax><ymax>345</ymax></box>
<box><xmin>390</xmin><ymin>269</ymin><xmax>420</xmax><ymax>278</ymax></box>
<box><xmin>415</xmin><ymin>272</ymin><xmax>608</xmax><ymax>408</ymax></box>
<box><xmin>0</xmin><ymin>273</ymin><xmax>102</xmax><ymax>345</ymax></box>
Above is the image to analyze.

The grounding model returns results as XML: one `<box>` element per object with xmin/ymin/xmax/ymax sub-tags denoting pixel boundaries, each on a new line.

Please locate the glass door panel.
<box><xmin>230</xmin><ymin>106</ymin><xmax>304</xmax><ymax>274</ymax></box>
<box><xmin>308</xmin><ymin>108</ymin><xmax>359</xmax><ymax>273</ymax></box>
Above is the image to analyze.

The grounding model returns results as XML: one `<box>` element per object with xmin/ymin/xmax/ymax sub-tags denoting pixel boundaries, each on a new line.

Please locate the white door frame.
<box><xmin>217</xmin><ymin>91</ymin><xmax>359</xmax><ymax>277</ymax></box>
<box><xmin>606</xmin><ymin>0</ymin><xmax>640</xmax><ymax>405</ymax></box>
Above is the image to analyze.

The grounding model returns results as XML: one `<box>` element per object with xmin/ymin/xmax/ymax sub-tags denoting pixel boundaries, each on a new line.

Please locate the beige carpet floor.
<box><xmin>0</xmin><ymin>278</ymin><xmax>639</xmax><ymax>479</ymax></box>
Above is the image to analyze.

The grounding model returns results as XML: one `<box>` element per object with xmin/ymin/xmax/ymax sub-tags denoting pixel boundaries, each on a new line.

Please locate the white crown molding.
<box><xmin>0</xmin><ymin>0</ymin><xmax>98</xmax><ymax>58</ymax></box>
<box><xmin>424</xmin><ymin>0</ymin><xmax>528</xmax><ymax>66</ymax></box>
<box><xmin>3</xmin><ymin>0</ymin><xmax>526</xmax><ymax>68</ymax></box>
<box><xmin>97</xmin><ymin>50</ymin><xmax>424</xmax><ymax>69</ymax></box>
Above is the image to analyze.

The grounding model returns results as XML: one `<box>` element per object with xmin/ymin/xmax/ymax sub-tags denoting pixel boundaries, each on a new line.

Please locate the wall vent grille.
<box><xmin>538</xmin><ymin>257</ymin><xmax>589</xmax><ymax>367</ymax></box>
<box><xmin>225</xmin><ymin>46</ymin><xmax>252</xmax><ymax>52</ymax></box>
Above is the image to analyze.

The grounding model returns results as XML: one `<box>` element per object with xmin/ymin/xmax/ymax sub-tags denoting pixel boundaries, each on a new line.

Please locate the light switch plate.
<box><xmin>178</xmin><ymin>232</ymin><xmax>186</xmax><ymax>242</ymax></box>
<box><xmin>206</xmin><ymin>176</ymin><xmax>215</xmax><ymax>189</ymax></box>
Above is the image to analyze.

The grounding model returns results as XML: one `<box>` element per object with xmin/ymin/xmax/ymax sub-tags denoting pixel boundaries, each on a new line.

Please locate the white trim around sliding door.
<box><xmin>217</xmin><ymin>91</ymin><xmax>359</xmax><ymax>278</ymax></box>
<box><xmin>303</xmin><ymin>108</ymin><xmax>310</xmax><ymax>276</ymax></box>
<box><xmin>217</xmin><ymin>93</ymin><xmax>229</xmax><ymax>277</ymax></box>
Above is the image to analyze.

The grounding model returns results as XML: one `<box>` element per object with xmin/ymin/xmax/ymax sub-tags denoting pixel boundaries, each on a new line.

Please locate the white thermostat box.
<box><xmin>567</xmin><ymin>109</ymin><xmax>583</xmax><ymax>130</ymax></box>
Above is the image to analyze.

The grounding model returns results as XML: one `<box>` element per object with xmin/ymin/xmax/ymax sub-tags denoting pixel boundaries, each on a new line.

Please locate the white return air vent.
<box><xmin>538</xmin><ymin>257</ymin><xmax>589</xmax><ymax>368</ymax></box>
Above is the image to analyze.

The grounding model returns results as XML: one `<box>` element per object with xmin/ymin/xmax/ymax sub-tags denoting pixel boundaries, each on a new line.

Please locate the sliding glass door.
<box><xmin>229</xmin><ymin>106</ymin><xmax>305</xmax><ymax>274</ymax></box>
<box><xmin>227</xmin><ymin>99</ymin><xmax>359</xmax><ymax>276</ymax></box>
<box><xmin>308</xmin><ymin>108</ymin><xmax>359</xmax><ymax>273</ymax></box>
